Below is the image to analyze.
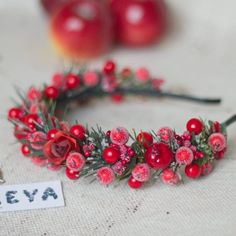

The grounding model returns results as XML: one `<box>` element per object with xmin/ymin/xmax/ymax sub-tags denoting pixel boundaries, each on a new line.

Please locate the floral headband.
<box><xmin>7</xmin><ymin>60</ymin><xmax>236</xmax><ymax>188</ymax></box>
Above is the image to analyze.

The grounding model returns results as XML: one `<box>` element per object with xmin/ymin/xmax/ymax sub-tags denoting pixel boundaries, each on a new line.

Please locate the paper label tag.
<box><xmin>0</xmin><ymin>181</ymin><xmax>65</xmax><ymax>212</ymax></box>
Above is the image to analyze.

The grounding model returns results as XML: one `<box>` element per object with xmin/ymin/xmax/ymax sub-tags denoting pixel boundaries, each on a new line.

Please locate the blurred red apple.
<box><xmin>110</xmin><ymin>0</ymin><xmax>167</xmax><ymax>47</ymax></box>
<box><xmin>50</xmin><ymin>0</ymin><xmax>114</xmax><ymax>60</ymax></box>
<box><xmin>40</xmin><ymin>0</ymin><xmax>72</xmax><ymax>15</ymax></box>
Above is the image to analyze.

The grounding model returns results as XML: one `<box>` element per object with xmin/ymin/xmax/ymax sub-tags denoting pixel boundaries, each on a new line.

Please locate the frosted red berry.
<box><xmin>44</xmin><ymin>86</ymin><xmax>59</xmax><ymax>99</ymax></box>
<box><xmin>161</xmin><ymin>169</ymin><xmax>181</xmax><ymax>185</ymax></box>
<box><xmin>65</xmin><ymin>73</ymin><xmax>80</xmax><ymax>90</ymax></box>
<box><xmin>66</xmin><ymin>167</ymin><xmax>80</xmax><ymax>180</ymax></box>
<box><xmin>21</xmin><ymin>144</ymin><xmax>31</xmax><ymax>157</ymax></box>
<box><xmin>66</xmin><ymin>152</ymin><xmax>85</xmax><ymax>172</ymax></box>
<box><xmin>103</xmin><ymin>147</ymin><xmax>120</xmax><ymax>164</ymax></box>
<box><xmin>97</xmin><ymin>167</ymin><xmax>115</xmax><ymax>185</ymax></box>
<box><xmin>201</xmin><ymin>162</ymin><xmax>213</xmax><ymax>176</ymax></box>
<box><xmin>208</xmin><ymin>133</ymin><xmax>226</xmax><ymax>152</ymax></box>
<box><xmin>186</xmin><ymin>118</ymin><xmax>203</xmax><ymax>135</ymax></box>
<box><xmin>132</xmin><ymin>163</ymin><xmax>150</xmax><ymax>182</ymax></box>
<box><xmin>145</xmin><ymin>143</ymin><xmax>173</xmax><ymax>169</ymax></box>
<box><xmin>175</xmin><ymin>147</ymin><xmax>194</xmax><ymax>165</ymax></box>
<box><xmin>128</xmin><ymin>176</ymin><xmax>143</xmax><ymax>189</ymax></box>
<box><xmin>185</xmin><ymin>163</ymin><xmax>201</xmax><ymax>179</ymax></box>
<box><xmin>110</xmin><ymin>127</ymin><xmax>129</xmax><ymax>145</ymax></box>
<box><xmin>136</xmin><ymin>132</ymin><xmax>153</xmax><ymax>148</ymax></box>
<box><xmin>157</xmin><ymin>127</ymin><xmax>174</xmax><ymax>143</ymax></box>
<box><xmin>70</xmin><ymin>124</ymin><xmax>86</xmax><ymax>140</ymax></box>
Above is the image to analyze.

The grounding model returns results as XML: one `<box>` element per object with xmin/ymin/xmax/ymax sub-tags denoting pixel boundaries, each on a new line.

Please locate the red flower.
<box><xmin>43</xmin><ymin>131</ymin><xmax>78</xmax><ymax>165</ymax></box>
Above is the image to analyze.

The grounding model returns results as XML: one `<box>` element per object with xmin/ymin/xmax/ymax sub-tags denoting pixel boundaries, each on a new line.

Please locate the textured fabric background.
<box><xmin>0</xmin><ymin>1</ymin><xmax>236</xmax><ymax>235</ymax></box>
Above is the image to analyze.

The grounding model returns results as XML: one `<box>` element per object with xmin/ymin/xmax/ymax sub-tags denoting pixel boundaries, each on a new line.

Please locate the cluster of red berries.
<box><xmin>7</xmin><ymin>61</ymin><xmax>229</xmax><ymax>189</ymax></box>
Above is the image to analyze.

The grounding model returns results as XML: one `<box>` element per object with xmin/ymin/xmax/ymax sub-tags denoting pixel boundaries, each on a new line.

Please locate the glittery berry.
<box><xmin>66</xmin><ymin>167</ymin><xmax>80</xmax><ymax>180</ymax></box>
<box><xmin>103</xmin><ymin>147</ymin><xmax>120</xmax><ymax>164</ymax></box>
<box><xmin>44</xmin><ymin>86</ymin><xmax>59</xmax><ymax>100</ymax></box>
<box><xmin>65</xmin><ymin>73</ymin><xmax>80</xmax><ymax>90</ymax></box>
<box><xmin>175</xmin><ymin>147</ymin><xmax>194</xmax><ymax>165</ymax></box>
<box><xmin>208</xmin><ymin>133</ymin><xmax>226</xmax><ymax>152</ymax></box>
<box><xmin>136</xmin><ymin>67</ymin><xmax>150</xmax><ymax>82</ymax></box>
<box><xmin>161</xmin><ymin>169</ymin><xmax>181</xmax><ymax>185</ymax></box>
<box><xmin>28</xmin><ymin>131</ymin><xmax>47</xmax><ymax>150</ymax></box>
<box><xmin>70</xmin><ymin>124</ymin><xmax>86</xmax><ymax>140</ymax></box>
<box><xmin>21</xmin><ymin>144</ymin><xmax>31</xmax><ymax>157</ymax></box>
<box><xmin>145</xmin><ymin>143</ymin><xmax>173</xmax><ymax>170</ymax></box>
<box><xmin>186</xmin><ymin>118</ymin><xmax>203</xmax><ymax>135</ymax></box>
<box><xmin>185</xmin><ymin>163</ymin><xmax>201</xmax><ymax>179</ymax></box>
<box><xmin>110</xmin><ymin>127</ymin><xmax>129</xmax><ymax>145</ymax></box>
<box><xmin>83</xmin><ymin>71</ymin><xmax>99</xmax><ymax>86</ymax></box>
<box><xmin>157</xmin><ymin>127</ymin><xmax>174</xmax><ymax>143</ymax></box>
<box><xmin>136</xmin><ymin>132</ymin><xmax>153</xmax><ymax>148</ymax></box>
<box><xmin>66</xmin><ymin>152</ymin><xmax>85</xmax><ymax>172</ymax></box>
<box><xmin>132</xmin><ymin>163</ymin><xmax>150</xmax><ymax>182</ymax></box>
<box><xmin>97</xmin><ymin>167</ymin><xmax>115</xmax><ymax>185</ymax></box>
<box><xmin>201</xmin><ymin>162</ymin><xmax>213</xmax><ymax>176</ymax></box>
<box><xmin>128</xmin><ymin>176</ymin><xmax>143</xmax><ymax>189</ymax></box>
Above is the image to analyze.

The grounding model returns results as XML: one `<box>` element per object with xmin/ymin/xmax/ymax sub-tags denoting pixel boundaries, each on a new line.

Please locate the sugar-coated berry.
<box><xmin>136</xmin><ymin>132</ymin><xmax>153</xmax><ymax>149</ymax></box>
<box><xmin>103</xmin><ymin>147</ymin><xmax>120</xmax><ymax>164</ymax></box>
<box><xmin>185</xmin><ymin>163</ymin><xmax>201</xmax><ymax>179</ymax></box>
<box><xmin>97</xmin><ymin>167</ymin><xmax>115</xmax><ymax>185</ymax></box>
<box><xmin>103</xmin><ymin>60</ymin><xmax>116</xmax><ymax>74</ymax></box>
<box><xmin>83</xmin><ymin>71</ymin><xmax>99</xmax><ymax>87</ymax></box>
<box><xmin>145</xmin><ymin>143</ymin><xmax>173</xmax><ymax>170</ymax></box>
<box><xmin>65</xmin><ymin>73</ymin><xmax>80</xmax><ymax>90</ymax></box>
<box><xmin>44</xmin><ymin>86</ymin><xmax>59</xmax><ymax>99</ymax></box>
<box><xmin>27</xmin><ymin>87</ymin><xmax>42</xmax><ymax>101</ymax></box>
<box><xmin>8</xmin><ymin>107</ymin><xmax>23</xmax><ymax>120</ymax></box>
<box><xmin>21</xmin><ymin>144</ymin><xmax>31</xmax><ymax>157</ymax></box>
<box><xmin>186</xmin><ymin>118</ymin><xmax>203</xmax><ymax>135</ymax></box>
<box><xmin>110</xmin><ymin>127</ymin><xmax>129</xmax><ymax>145</ymax></box>
<box><xmin>47</xmin><ymin>128</ymin><xmax>59</xmax><ymax>140</ymax></box>
<box><xmin>161</xmin><ymin>169</ymin><xmax>181</xmax><ymax>185</ymax></box>
<box><xmin>128</xmin><ymin>176</ymin><xmax>143</xmax><ymax>189</ymax></box>
<box><xmin>201</xmin><ymin>162</ymin><xmax>213</xmax><ymax>176</ymax></box>
<box><xmin>136</xmin><ymin>67</ymin><xmax>150</xmax><ymax>82</ymax></box>
<box><xmin>175</xmin><ymin>147</ymin><xmax>194</xmax><ymax>165</ymax></box>
<box><xmin>157</xmin><ymin>127</ymin><xmax>174</xmax><ymax>143</ymax></box>
<box><xmin>208</xmin><ymin>133</ymin><xmax>226</xmax><ymax>152</ymax></box>
<box><xmin>70</xmin><ymin>124</ymin><xmax>86</xmax><ymax>140</ymax></box>
<box><xmin>66</xmin><ymin>152</ymin><xmax>85</xmax><ymax>172</ymax></box>
<box><xmin>132</xmin><ymin>163</ymin><xmax>150</xmax><ymax>182</ymax></box>
<box><xmin>66</xmin><ymin>167</ymin><xmax>80</xmax><ymax>180</ymax></box>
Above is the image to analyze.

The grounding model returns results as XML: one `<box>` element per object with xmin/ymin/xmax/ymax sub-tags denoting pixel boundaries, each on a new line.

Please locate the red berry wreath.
<box><xmin>7</xmin><ymin>60</ymin><xmax>236</xmax><ymax>189</ymax></box>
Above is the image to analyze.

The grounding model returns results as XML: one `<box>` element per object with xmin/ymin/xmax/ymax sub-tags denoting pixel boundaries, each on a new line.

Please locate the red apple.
<box><xmin>50</xmin><ymin>0</ymin><xmax>114</xmax><ymax>60</ymax></box>
<box><xmin>110</xmin><ymin>0</ymin><xmax>167</xmax><ymax>47</ymax></box>
<box><xmin>40</xmin><ymin>0</ymin><xmax>72</xmax><ymax>15</ymax></box>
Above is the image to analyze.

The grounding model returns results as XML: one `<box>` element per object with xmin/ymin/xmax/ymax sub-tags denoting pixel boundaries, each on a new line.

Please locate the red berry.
<box><xmin>70</xmin><ymin>124</ymin><xmax>86</xmax><ymax>140</ymax></box>
<box><xmin>103</xmin><ymin>60</ymin><xmax>116</xmax><ymax>74</ymax></box>
<box><xmin>14</xmin><ymin>125</ymin><xmax>29</xmax><ymax>139</ymax></box>
<box><xmin>8</xmin><ymin>107</ymin><xmax>23</xmax><ymax>120</ymax></box>
<box><xmin>44</xmin><ymin>86</ymin><xmax>59</xmax><ymax>99</ymax></box>
<box><xmin>65</xmin><ymin>73</ymin><xmax>80</xmax><ymax>90</ymax></box>
<box><xmin>185</xmin><ymin>163</ymin><xmax>201</xmax><ymax>179</ymax></box>
<box><xmin>145</xmin><ymin>143</ymin><xmax>173</xmax><ymax>169</ymax></box>
<box><xmin>66</xmin><ymin>167</ymin><xmax>80</xmax><ymax>180</ymax></box>
<box><xmin>128</xmin><ymin>149</ymin><xmax>135</xmax><ymax>157</ymax></box>
<box><xmin>103</xmin><ymin>147</ymin><xmax>120</xmax><ymax>164</ymax></box>
<box><xmin>47</xmin><ymin>128</ymin><xmax>59</xmax><ymax>140</ymax></box>
<box><xmin>128</xmin><ymin>176</ymin><xmax>143</xmax><ymax>189</ymax></box>
<box><xmin>213</xmin><ymin>121</ymin><xmax>221</xmax><ymax>132</ymax></box>
<box><xmin>21</xmin><ymin>144</ymin><xmax>31</xmax><ymax>157</ymax></box>
<box><xmin>186</xmin><ymin>118</ymin><xmax>203</xmax><ymax>135</ymax></box>
<box><xmin>136</xmin><ymin>132</ymin><xmax>153</xmax><ymax>148</ymax></box>
<box><xmin>23</xmin><ymin>114</ymin><xmax>38</xmax><ymax>127</ymax></box>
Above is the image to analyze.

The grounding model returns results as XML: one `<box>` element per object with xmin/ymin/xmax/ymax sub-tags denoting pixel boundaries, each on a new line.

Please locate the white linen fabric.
<box><xmin>0</xmin><ymin>1</ymin><xmax>235</xmax><ymax>235</ymax></box>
